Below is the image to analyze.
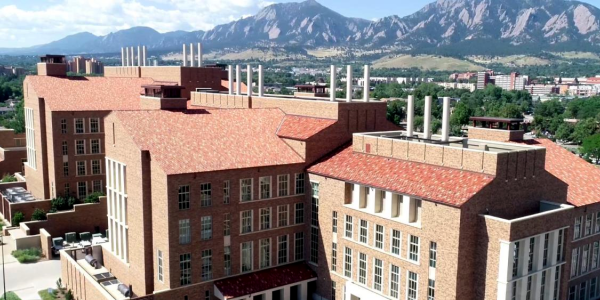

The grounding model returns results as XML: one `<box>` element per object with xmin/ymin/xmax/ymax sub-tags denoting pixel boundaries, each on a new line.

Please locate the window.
<box><xmin>200</xmin><ymin>183</ymin><xmax>212</xmax><ymax>207</ymax></box>
<box><xmin>553</xmin><ymin>266</ymin><xmax>560</xmax><ymax>300</ymax></box>
<box><xmin>223</xmin><ymin>180</ymin><xmax>230</xmax><ymax>204</ymax></box>
<box><xmin>331</xmin><ymin>282</ymin><xmax>336</xmax><ymax>300</ymax></box>
<box><xmin>259</xmin><ymin>176</ymin><xmax>271</xmax><ymax>199</ymax></box>
<box><xmin>373</xmin><ymin>258</ymin><xmax>383</xmax><ymax>291</ymax></box>
<box><xmin>241</xmin><ymin>178</ymin><xmax>253</xmax><ymax>201</ymax></box>
<box><xmin>513</xmin><ymin>241</ymin><xmax>520</xmax><ymax>277</ymax></box>
<box><xmin>571</xmin><ymin>248</ymin><xmax>579</xmax><ymax>278</ymax></box>
<box><xmin>593</xmin><ymin>242</ymin><xmax>599</xmax><ymax>269</ymax></box>
<box><xmin>359</xmin><ymin>219</ymin><xmax>368</xmax><ymax>244</ymax></box>
<box><xmin>223</xmin><ymin>213</ymin><xmax>231</xmax><ymax>236</ymax></box>
<box><xmin>61</xmin><ymin>119</ymin><xmax>67</xmax><ymax>134</ymax></box>
<box><xmin>332</xmin><ymin>211</ymin><xmax>337</xmax><ymax>233</ymax></box>
<box><xmin>224</xmin><ymin>246</ymin><xmax>231</xmax><ymax>276</ymax></box>
<box><xmin>76</xmin><ymin>140</ymin><xmax>85</xmax><ymax>155</ymax></box>
<box><xmin>358</xmin><ymin>252</ymin><xmax>367</xmax><ymax>284</ymax></box>
<box><xmin>430</xmin><ymin>241</ymin><xmax>437</xmax><ymax>268</ymax></box>
<box><xmin>569</xmin><ymin>286</ymin><xmax>576</xmax><ymax>300</ymax></box>
<box><xmin>596</xmin><ymin>212</ymin><xmax>600</xmax><ymax>233</ymax></box>
<box><xmin>310</xmin><ymin>227</ymin><xmax>319</xmax><ymax>264</ymax></box>
<box><xmin>180</xmin><ymin>253</ymin><xmax>191</xmax><ymax>286</ymax></box>
<box><xmin>586</xmin><ymin>214</ymin><xmax>593</xmax><ymax>236</ymax></box>
<box><xmin>512</xmin><ymin>281</ymin><xmax>517</xmax><ymax>300</ymax></box>
<box><xmin>428</xmin><ymin>279</ymin><xmax>435</xmax><ymax>300</ymax></box>
<box><xmin>295</xmin><ymin>203</ymin><xmax>304</xmax><ymax>224</ymax></box>
<box><xmin>241</xmin><ymin>210</ymin><xmax>253</xmax><ymax>234</ymax></box>
<box><xmin>575</xmin><ymin>216</ymin><xmax>582</xmax><ymax>239</ymax></box>
<box><xmin>526</xmin><ymin>276</ymin><xmax>532</xmax><ymax>300</ymax></box>
<box><xmin>375</xmin><ymin>224</ymin><xmax>384</xmax><ymax>249</ymax></box>
<box><xmin>580</xmin><ymin>282</ymin><xmax>587</xmax><ymax>300</ymax></box>
<box><xmin>75</xmin><ymin>118</ymin><xmax>84</xmax><ymax>134</ymax></box>
<box><xmin>205</xmin><ymin>291</ymin><xmax>210</xmax><ymax>300</ymax></box>
<box><xmin>278</xmin><ymin>205</ymin><xmax>288</xmax><ymax>227</ymax></box>
<box><xmin>77</xmin><ymin>182</ymin><xmax>87</xmax><ymax>198</ymax></box>
<box><xmin>179</xmin><ymin>219</ymin><xmax>191</xmax><ymax>244</ymax></box>
<box><xmin>260</xmin><ymin>238</ymin><xmax>271</xmax><ymax>268</ymax></box>
<box><xmin>345</xmin><ymin>215</ymin><xmax>353</xmax><ymax>239</ymax></box>
<box><xmin>391</xmin><ymin>229</ymin><xmax>401</xmax><ymax>255</ymax></box>
<box><xmin>407</xmin><ymin>271</ymin><xmax>418</xmax><ymax>300</ymax></box>
<box><xmin>295</xmin><ymin>232</ymin><xmax>304</xmax><ymax>261</ymax></box>
<box><xmin>64</xmin><ymin>183</ymin><xmax>70</xmax><ymax>197</ymax></box>
<box><xmin>540</xmin><ymin>270</ymin><xmax>546</xmax><ymax>300</ymax></box>
<box><xmin>157</xmin><ymin>250</ymin><xmax>163</xmax><ymax>282</ymax></box>
<box><xmin>543</xmin><ymin>233</ymin><xmax>549</xmax><ymax>267</ymax></box>
<box><xmin>201</xmin><ymin>250</ymin><xmax>212</xmax><ymax>281</ymax></box>
<box><xmin>528</xmin><ymin>237</ymin><xmax>535</xmax><ymax>272</ymax></box>
<box><xmin>278</xmin><ymin>235</ymin><xmax>288</xmax><ymax>264</ymax></box>
<box><xmin>582</xmin><ymin>244</ymin><xmax>589</xmax><ymax>273</ymax></box>
<box><xmin>278</xmin><ymin>174</ymin><xmax>288</xmax><ymax>197</ymax></box>
<box><xmin>591</xmin><ymin>277</ymin><xmax>597</xmax><ymax>299</ymax></box>
<box><xmin>201</xmin><ymin>216</ymin><xmax>212</xmax><ymax>240</ymax></box>
<box><xmin>178</xmin><ymin>185</ymin><xmax>190</xmax><ymax>210</ymax></box>
<box><xmin>409</xmin><ymin>235</ymin><xmax>420</xmax><ymax>262</ymax></box>
<box><xmin>25</xmin><ymin>108</ymin><xmax>36</xmax><ymax>169</ymax></box>
<box><xmin>93</xmin><ymin>180</ymin><xmax>102</xmax><ymax>193</ymax></box>
<box><xmin>311</xmin><ymin>182</ymin><xmax>319</xmax><ymax>226</ymax></box>
<box><xmin>390</xmin><ymin>264</ymin><xmax>400</xmax><ymax>298</ymax></box>
<box><xmin>260</xmin><ymin>208</ymin><xmax>271</xmax><ymax>230</ymax></box>
<box><xmin>92</xmin><ymin>160</ymin><xmax>101</xmax><ymax>175</ymax></box>
<box><xmin>63</xmin><ymin>162</ymin><xmax>69</xmax><ymax>177</ymax></box>
<box><xmin>344</xmin><ymin>247</ymin><xmax>352</xmax><ymax>278</ymax></box>
<box><xmin>241</xmin><ymin>242</ymin><xmax>253</xmax><ymax>272</ymax></box>
<box><xmin>331</xmin><ymin>242</ymin><xmax>337</xmax><ymax>271</ymax></box>
<box><xmin>557</xmin><ymin>229</ymin><xmax>564</xmax><ymax>262</ymax></box>
<box><xmin>62</xmin><ymin>141</ymin><xmax>68</xmax><ymax>155</ymax></box>
<box><xmin>76</xmin><ymin>161</ymin><xmax>86</xmax><ymax>176</ymax></box>
<box><xmin>90</xmin><ymin>118</ymin><xmax>99</xmax><ymax>133</ymax></box>
<box><xmin>90</xmin><ymin>139</ymin><xmax>100</xmax><ymax>154</ymax></box>
<box><xmin>295</xmin><ymin>173</ymin><xmax>305</xmax><ymax>194</ymax></box>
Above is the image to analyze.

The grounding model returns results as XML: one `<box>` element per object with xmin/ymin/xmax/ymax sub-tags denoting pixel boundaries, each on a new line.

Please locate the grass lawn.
<box><xmin>11</xmin><ymin>248</ymin><xmax>42</xmax><ymax>263</ymax></box>
<box><xmin>1</xmin><ymin>292</ymin><xmax>22</xmax><ymax>300</ymax></box>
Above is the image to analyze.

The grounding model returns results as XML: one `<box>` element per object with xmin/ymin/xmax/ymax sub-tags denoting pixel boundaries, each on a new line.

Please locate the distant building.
<box><xmin>494</xmin><ymin>72</ymin><xmax>528</xmax><ymax>91</ymax></box>
<box><xmin>67</xmin><ymin>56</ymin><xmax>104</xmax><ymax>74</ymax></box>
<box><xmin>477</xmin><ymin>71</ymin><xmax>491</xmax><ymax>89</ymax></box>
<box><xmin>0</xmin><ymin>65</ymin><xmax>25</xmax><ymax>76</ymax></box>
<box><xmin>449</xmin><ymin>72</ymin><xmax>477</xmax><ymax>81</ymax></box>
<box><xmin>437</xmin><ymin>82</ymin><xmax>476</xmax><ymax>92</ymax></box>
<box><xmin>525</xmin><ymin>84</ymin><xmax>560</xmax><ymax>95</ymax></box>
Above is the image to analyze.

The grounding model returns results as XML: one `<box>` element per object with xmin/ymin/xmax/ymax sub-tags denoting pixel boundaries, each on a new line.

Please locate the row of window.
<box><xmin>65</xmin><ymin>139</ymin><xmax>102</xmax><ymax>156</ymax></box>
<box><xmin>571</xmin><ymin>240</ymin><xmax>600</xmax><ymax>279</ymax></box>
<box><xmin>511</xmin><ymin>266</ymin><xmax>561</xmax><ymax>300</ymax></box>
<box><xmin>512</xmin><ymin>229</ymin><xmax>565</xmax><ymax>279</ymax></box>
<box><xmin>574</xmin><ymin>213</ymin><xmax>600</xmax><ymax>240</ymax></box>
<box><xmin>25</xmin><ymin>107</ymin><xmax>36</xmax><ymax>170</ymax></box>
<box><xmin>63</xmin><ymin>181</ymin><xmax>103</xmax><ymax>199</ymax></box>
<box><xmin>61</xmin><ymin>118</ymin><xmax>101</xmax><ymax>134</ymax></box>
<box><xmin>65</xmin><ymin>160</ymin><xmax>103</xmax><ymax>177</ymax></box>
<box><xmin>568</xmin><ymin>276</ymin><xmax>600</xmax><ymax>300</ymax></box>
<box><xmin>240</xmin><ymin>204</ymin><xmax>304</xmax><ymax>235</ymax></box>
<box><xmin>178</xmin><ymin>173</ymin><xmax>306</xmax><ymax>210</ymax></box>
<box><xmin>171</xmin><ymin>232</ymin><xmax>305</xmax><ymax>286</ymax></box>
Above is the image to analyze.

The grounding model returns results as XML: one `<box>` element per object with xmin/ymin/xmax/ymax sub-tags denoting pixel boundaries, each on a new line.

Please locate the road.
<box><xmin>0</xmin><ymin>258</ymin><xmax>61</xmax><ymax>300</ymax></box>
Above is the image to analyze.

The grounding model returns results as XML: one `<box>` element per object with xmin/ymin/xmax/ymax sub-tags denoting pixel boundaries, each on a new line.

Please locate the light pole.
<box><xmin>1</xmin><ymin>233</ymin><xmax>5</xmax><ymax>300</ymax></box>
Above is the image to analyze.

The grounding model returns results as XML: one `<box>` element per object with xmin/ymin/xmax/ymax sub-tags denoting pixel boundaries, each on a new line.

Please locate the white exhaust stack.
<box><xmin>142</xmin><ymin>46</ymin><xmax>147</xmax><ymax>66</ymax></box>
<box><xmin>406</xmin><ymin>95</ymin><xmax>415</xmax><ymax>137</ymax></box>
<box><xmin>137</xmin><ymin>46</ymin><xmax>141</xmax><ymax>67</ymax></box>
<box><xmin>441</xmin><ymin>97</ymin><xmax>451</xmax><ymax>142</ymax></box>
<box><xmin>346</xmin><ymin>65</ymin><xmax>352</xmax><ymax>102</ymax></box>
<box><xmin>131</xmin><ymin>47</ymin><xmax>135</xmax><ymax>66</ymax></box>
<box><xmin>189</xmin><ymin>43</ymin><xmax>194</xmax><ymax>67</ymax></box>
<box><xmin>363</xmin><ymin>65</ymin><xmax>370</xmax><ymax>102</ymax></box>
<box><xmin>236</xmin><ymin>65</ymin><xmax>242</xmax><ymax>96</ymax></box>
<box><xmin>228</xmin><ymin>65</ymin><xmax>233</xmax><ymax>95</ymax></box>
<box><xmin>258</xmin><ymin>65</ymin><xmax>264</xmax><ymax>97</ymax></box>
<box><xmin>198</xmin><ymin>43</ymin><xmax>203</xmax><ymax>67</ymax></box>
<box><xmin>121</xmin><ymin>48</ymin><xmax>125</xmax><ymax>66</ymax></box>
<box><xmin>330</xmin><ymin>65</ymin><xmax>336</xmax><ymax>101</ymax></box>
<box><xmin>247</xmin><ymin>65</ymin><xmax>252</xmax><ymax>96</ymax></box>
<box><xmin>182</xmin><ymin>44</ymin><xmax>187</xmax><ymax>67</ymax></box>
<box><xmin>125</xmin><ymin>47</ymin><xmax>129</xmax><ymax>66</ymax></box>
<box><xmin>423</xmin><ymin>96</ymin><xmax>432</xmax><ymax>139</ymax></box>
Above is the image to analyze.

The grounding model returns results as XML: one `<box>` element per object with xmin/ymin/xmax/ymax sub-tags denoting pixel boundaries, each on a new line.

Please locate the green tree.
<box><xmin>450</xmin><ymin>101</ymin><xmax>472</xmax><ymax>126</ymax></box>
<box><xmin>572</xmin><ymin>118</ymin><xmax>599</xmax><ymax>144</ymax></box>
<box><xmin>11</xmin><ymin>211</ymin><xmax>24</xmax><ymax>227</ymax></box>
<box><xmin>386</xmin><ymin>100</ymin><xmax>406</xmax><ymax>126</ymax></box>
<box><xmin>31</xmin><ymin>208</ymin><xmax>47</xmax><ymax>221</ymax></box>
<box><xmin>1</xmin><ymin>174</ymin><xmax>16</xmax><ymax>183</ymax></box>
<box><xmin>555</xmin><ymin>123</ymin><xmax>575</xmax><ymax>142</ymax></box>
<box><xmin>582</xmin><ymin>134</ymin><xmax>600</xmax><ymax>164</ymax></box>
<box><xmin>84</xmin><ymin>192</ymin><xmax>104</xmax><ymax>204</ymax></box>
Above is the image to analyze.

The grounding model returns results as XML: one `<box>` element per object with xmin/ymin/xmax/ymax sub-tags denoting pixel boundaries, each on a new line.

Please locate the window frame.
<box><xmin>277</xmin><ymin>174</ymin><xmax>289</xmax><ymax>197</ymax></box>
<box><xmin>240</xmin><ymin>178</ymin><xmax>253</xmax><ymax>202</ymax></box>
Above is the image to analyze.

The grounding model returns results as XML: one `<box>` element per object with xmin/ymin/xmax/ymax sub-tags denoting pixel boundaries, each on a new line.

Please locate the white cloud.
<box><xmin>0</xmin><ymin>0</ymin><xmax>271</xmax><ymax>47</ymax></box>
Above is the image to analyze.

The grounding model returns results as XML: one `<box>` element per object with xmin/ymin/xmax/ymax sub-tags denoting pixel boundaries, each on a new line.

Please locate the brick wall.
<box><xmin>23</xmin><ymin>78</ymin><xmax>49</xmax><ymax>199</ymax></box>
<box><xmin>61</xmin><ymin>250</ymin><xmax>114</xmax><ymax>300</ymax></box>
<box><xmin>7</xmin><ymin>200</ymin><xmax>52</xmax><ymax>224</ymax></box>
<box><xmin>468</xmin><ymin>127</ymin><xmax>524</xmax><ymax>142</ymax></box>
<box><xmin>0</xmin><ymin>148</ymin><xmax>26</xmax><ymax>175</ymax></box>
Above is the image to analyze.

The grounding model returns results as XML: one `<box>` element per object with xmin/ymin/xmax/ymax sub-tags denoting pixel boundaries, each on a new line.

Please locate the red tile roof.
<box><xmin>214</xmin><ymin>262</ymin><xmax>316</xmax><ymax>299</ymax></box>
<box><xmin>112</xmin><ymin>108</ymin><xmax>304</xmax><ymax>175</ymax></box>
<box><xmin>277</xmin><ymin>115</ymin><xmax>336</xmax><ymax>140</ymax></box>
<box><xmin>520</xmin><ymin>139</ymin><xmax>600</xmax><ymax>207</ymax></box>
<box><xmin>25</xmin><ymin>76</ymin><xmax>155</xmax><ymax>111</ymax></box>
<box><xmin>308</xmin><ymin>145</ymin><xmax>495</xmax><ymax>206</ymax></box>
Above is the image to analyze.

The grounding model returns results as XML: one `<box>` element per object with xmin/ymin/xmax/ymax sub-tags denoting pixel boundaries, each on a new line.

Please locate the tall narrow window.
<box><xmin>585</xmin><ymin>214</ymin><xmax>593</xmax><ymax>236</ymax></box>
<box><xmin>201</xmin><ymin>216</ymin><xmax>212</xmax><ymax>240</ymax></box>
<box><xmin>332</xmin><ymin>211</ymin><xmax>338</xmax><ymax>233</ymax></box>
<box><xmin>241</xmin><ymin>210</ymin><xmax>253</xmax><ymax>234</ymax></box>
<box><xmin>278</xmin><ymin>174</ymin><xmax>289</xmax><ymax>197</ymax></box>
<box><xmin>92</xmin><ymin>160</ymin><xmax>101</xmax><ymax>175</ymax></box>
<box><xmin>390</xmin><ymin>264</ymin><xmax>400</xmax><ymax>298</ymax></box>
<box><xmin>178</xmin><ymin>185</ymin><xmax>190</xmax><ymax>210</ymax></box>
<box><xmin>201</xmin><ymin>249</ymin><xmax>212</xmax><ymax>281</ymax></box>
<box><xmin>179</xmin><ymin>219</ymin><xmax>191</xmax><ymax>244</ymax></box>
<box><xmin>77</xmin><ymin>161</ymin><xmax>86</xmax><ymax>176</ymax></box>
<box><xmin>157</xmin><ymin>250</ymin><xmax>163</xmax><ymax>282</ymax></box>
<box><xmin>409</xmin><ymin>235</ymin><xmax>420</xmax><ymax>262</ymax></box>
<box><xmin>260</xmin><ymin>208</ymin><xmax>271</xmax><ymax>230</ymax></box>
<box><xmin>241</xmin><ymin>178</ymin><xmax>253</xmax><ymax>202</ymax></box>
<box><xmin>575</xmin><ymin>216</ymin><xmax>582</xmax><ymax>239</ymax></box>
<box><xmin>332</xmin><ymin>282</ymin><xmax>336</xmax><ymax>300</ymax></box>
<box><xmin>278</xmin><ymin>235</ymin><xmax>288</xmax><ymax>264</ymax></box>
<box><xmin>295</xmin><ymin>232</ymin><xmax>304</xmax><ymax>261</ymax></box>
<box><xmin>358</xmin><ymin>252</ymin><xmax>366</xmax><ymax>284</ymax></box>
<box><xmin>310</xmin><ymin>227</ymin><xmax>319</xmax><ymax>264</ymax></box>
<box><xmin>75</xmin><ymin>140</ymin><xmax>85</xmax><ymax>155</ymax></box>
<box><xmin>374</xmin><ymin>224</ymin><xmax>384</xmax><ymax>249</ymax></box>
<box><xmin>430</xmin><ymin>241</ymin><xmax>437</xmax><ymax>268</ymax></box>
<box><xmin>223</xmin><ymin>213</ymin><xmax>231</xmax><ymax>236</ymax></box>
<box><xmin>582</xmin><ymin>244</ymin><xmax>589</xmax><ymax>273</ymax></box>
<box><xmin>345</xmin><ymin>215</ymin><xmax>353</xmax><ymax>239</ymax></box>
<box><xmin>90</xmin><ymin>139</ymin><xmax>100</xmax><ymax>154</ymax></box>
<box><xmin>540</xmin><ymin>270</ymin><xmax>546</xmax><ymax>300</ymax></box>
<box><xmin>180</xmin><ymin>253</ymin><xmax>191</xmax><ymax>286</ymax></box>
<box><xmin>90</xmin><ymin>118</ymin><xmax>99</xmax><ymax>133</ymax></box>
<box><xmin>592</xmin><ymin>241</ymin><xmax>599</xmax><ymax>269</ymax></box>
<box><xmin>391</xmin><ymin>229</ymin><xmax>401</xmax><ymax>255</ymax></box>
<box><xmin>295</xmin><ymin>173</ymin><xmax>305</xmax><ymax>194</ymax></box>
<box><xmin>513</xmin><ymin>241</ymin><xmax>520</xmax><ymax>277</ymax></box>
<box><xmin>596</xmin><ymin>212</ymin><xmax>600</xmax><ymax>233</ymax></box>
<box><xmin>407</xmin><ymin>271</ymin><xmax>418</xmax><ymax>300</ymax></box>
<box><xmin>278</xmin><ymin>205</ymin><xmax>288</xmax><ymax>227</ymax></box>
<box><xmin>344</xmin><ymin>247</ymin><xmax>352</xmax><ymax>278</ymax></box>
<box><xmin>93</xmin><ymin>180</ymin><xmax>102</xmax><ymax>193</ymax></box>
<box><xmin>553</xmin><ymin>266</ymin><xmax>560</xmax><ymax>300</ymax></box>
<box><xmin>63</xmin><ymin>162</ymin><xmax>69</xmax><ymax>177</ymax></box>
<box><xmin>25</xmin><ymin>108</ymin><xmax>36</xmax><ymax>169</ymax></box>
<box><xmin>528</xmin><ymin>238</ymin><xmax>535</xmax><ymax>272</ymax></box>
<box><xmin>428</xmin><ymin>279</ymin><xmax>435</xmax><ymax>300</ymax></box>
<box><xmin>557</xmin><ymin>229</ymin><xmax>564</xmax><ymax>262</ymax></box>
<box><xmin>311</xmin><ymin>182</ymin><xmax>319</xmax><ymax>226</ymax></box>
<box><xmin>543</xmin><ymin>233</ymin><xmax>549</xmax><ymax>267</ymax></box>
<box><xmin>62</xmin><ymin>141</ymin><xmax>68</xmax><ymax>155</ymax></box>
<box><xmin>64</xmin><ymin>183</ymin><xmax>70</xmax><ymax>197</ymax></box>
<box><xmin>526</xmin><ymin>276</ymin><xmax>532</xmax><ymax>300</ymax></box>
<box><xmin>591</xmin><ymin>277</ymin><xmax>597</xmax><ymax>299</ymax></box>
<box><xmin>571</xmin><ymin>248</ymin><xmax>579</xmax><ymax>278</ymax></box>
<box><xmin>260</xmin><ymin>238</ymin><xmax>271</xmax><ymax>268</ymax></box>
<box><xmin>77</xmin><ymin>181</ymin><xmax>87</xmax><ymax>199</ymax></box>
<box><xmin>359</xmin><ymin>219</ymin><xmax>368</xmax><ymax>244</ymax></box>
<box><xmin>75</xmin><ymin>118</ymin><xmax>84</xmax><ymax>134</ymax></box>
<box><xmin>200</xmin><ymin>183</ymin><xmax>212</xmax><ymax>207</ymax></box>
<box><xmin>223</xmin><ymin>180</ymin><xmax>230</xmax><ymax>204</ymax></box>
<box><xmin>224</xmin><ymin>246</ymin><xmax>231</xmax><ymax>276</ymax></box>
<box><xmin>331</xmin><ymin>242</ymin><xmax>337</xmax><ymax>271</ymax></box>
<box><xmin>295</xmin><ymin>203</ymin><xmax>304</xmax><ymax>224</ymax></box>
<box><xmin>259</xmin><ymin>176</ymin><xmax>271</xmax><ymax>199</ymax></box>
<box><xmin>61</xmin><ymin>119</ymin><xmax>67</xmax><ymax>134</ymax></box>
<box><xmin>373</xmin><ymin>258</ymin><xmax>383</xmax><ymax>291</ymax></box>
<box><xmin>241</xmin><ymin>242</ymin><xmax>253</xmax><ymax>272</ymax></box>
<box><xmin>579</xmin><ymin>282</ymin><xmax>587</xmax><ymax>300</ymax></box>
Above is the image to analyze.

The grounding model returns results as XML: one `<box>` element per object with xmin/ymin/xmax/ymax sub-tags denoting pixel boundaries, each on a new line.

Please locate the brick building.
<box><xmin>20</xmin><ymin>54</ymin><xmax>600</xmax><ymax>300</ymax></box>
<box><xmin>0</xmin><ymin>127</ymin><xmax>26</xmax><ymax>175</ymax></box>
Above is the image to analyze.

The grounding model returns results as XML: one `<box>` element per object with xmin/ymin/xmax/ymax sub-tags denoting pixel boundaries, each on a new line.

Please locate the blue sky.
<box><xmin>1</xmin><ymin>0</ymin><xmax>600</xmax><ymax>48</ymax></box>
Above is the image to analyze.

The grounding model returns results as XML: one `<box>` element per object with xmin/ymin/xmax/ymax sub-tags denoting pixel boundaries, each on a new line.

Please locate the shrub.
<box><xmin>1</xmin><ymin>292</ymin><xmax>21</xmax><ymax>300</ymax></box>
<box><xmin>12</xmin><ymin>248</ymin><xmax>42</xmax><ymax>263</ymax></box>
<box><xmin>84</xmin><ymin>192</ymin><xmax>104</xmax><ymax>204</ymax></box>
<box><xmin>11</xmin><ymin>211</ymin><xmax>24</xmax><ymax>227</ymax></box>
<box><xmin>38</xmin><ymin>289</ymin><xmax>57</xmax><ymax>300</ymax></box>
<box><xmin>1</xmin><ymin>174</ymin><xmax>17</xmax><ymax>183</ymax></box>
<box><xmin>65</xmin><ymin>290</ymin><xmax>74</xmax><ymax>300</ymax></box>
<box><xmin>31</xmin><ymin>208</ymin><xmax>47</xmax><ymax>221</ymax></box>
<box><xmin>50</xmin><ymin>196</ymin><xmax>78</xmax><ymax>212</ymax></box>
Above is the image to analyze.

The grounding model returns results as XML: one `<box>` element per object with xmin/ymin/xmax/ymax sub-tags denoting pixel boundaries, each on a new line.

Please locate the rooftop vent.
<box><xmin>38</xmin><ymin>55</ymin><xmax>67</xmax><ymax>76</ymax></box>
<box><xmin>468</xmin><ymin>116</ymin><xmax>527</xmax><ymax>142</ymax></box>
<box><xmin>141</xmin><ymin>84</ymin><xmax>188</xmax><ymax>110</ymax></box>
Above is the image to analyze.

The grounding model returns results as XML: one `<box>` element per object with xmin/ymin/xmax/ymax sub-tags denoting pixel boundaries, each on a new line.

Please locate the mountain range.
<box><xmin>3</xmin><ymin>0</ymin><xmax>600</xmax><ymax>55</ymax></box>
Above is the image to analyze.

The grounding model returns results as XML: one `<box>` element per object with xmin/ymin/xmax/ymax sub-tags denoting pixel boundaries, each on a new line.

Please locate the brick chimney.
<box><xmin>37</xmin><ymin>55</ymin><xmax>67</xmax><ymax>77</ymax></box>
<box><xmin>140</xmin><ymin>84</ymin><xmax>188</xmax><ymax>110</ymax></box>
<box><xmin>468</xmin><ymin>116</ymin><xmax>526</xmax><ymax>142</ymax></box>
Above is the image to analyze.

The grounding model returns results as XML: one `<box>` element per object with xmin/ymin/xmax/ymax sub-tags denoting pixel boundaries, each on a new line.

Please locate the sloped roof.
<box><xmin>308</xmin><ymin>145</ymin><xmax>495</xmax><ymax>206</ymax></box>
<box><xmin>25</xmin><ymin>76</ymin><xmax>154</xmax><ymax>111</ymax></box>
<box><xmin>276</xmin><ymin>115</ymin><xmax>337</xmax><ymax>140</ymax></box>
<box><xmin>112</xmin><ymin>108</ymin><xmax>305</xmax><ymax>175</ymax></box>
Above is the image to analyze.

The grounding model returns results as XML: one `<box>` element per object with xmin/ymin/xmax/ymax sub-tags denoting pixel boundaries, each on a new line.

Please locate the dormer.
<box><xmin>140</xmin><ymin>84</ymin><xmax>187</xmax><ymax>110</ymax></box>
<box><xmin>37</xmin><ymin>55</ymin><xmax>67</xmax><ymax>77</ymax></box>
